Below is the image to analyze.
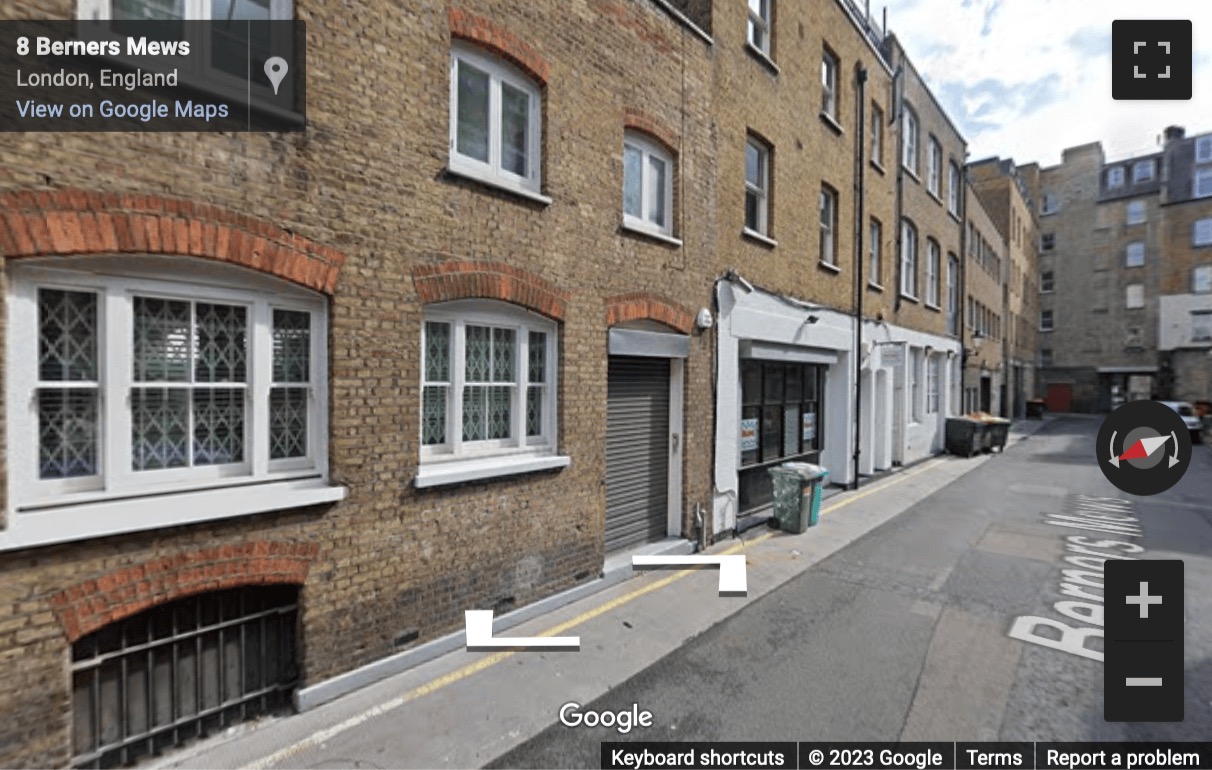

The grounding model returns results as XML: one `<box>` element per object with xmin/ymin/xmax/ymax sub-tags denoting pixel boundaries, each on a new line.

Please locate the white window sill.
<box><xmin>446</xmin><ymin>161</ymin><xmax>553</xmax><ymax>206</ymax></box>
<box><xmin>819</xmin><ymin>112</ymin><xmax>844</xmax><ymax>135</ymax></box>
<box><xmin>742</xmin><ymin>228</ymin><xmax>778</xmax><ymax>248</ymax></box>
<box><xmin>870</xmin><ymin>159</ymin><xmax>886</xmax><ymax>175</ymax></box>
<box><xmin>818</xmin><ymin>259</ymin><xmax>841</xmax><ymax>273</ymax></box>
<box><xmin>415</xmin><ymin>454</ymin><xmax>571</xmax><ymax>488</ymax></box>
<box><xmin>622</xmin><ymin>221</ymin><xmax>683</xmax><ymax>247</ymax></box>
<box><xmin>903</xmin><ymin>167</ymin><xmax>921</xmax><ymax>184</ymax></box>
<box><xmin>1</xmin><ymin>478</ymin><xmax>345</xmax><ymax>552</ymax></box>
<box><xmin>924</xmin><ymin>301</ymin><xmax>942</xmax><ymax>312</ymax></box>
<box><xmin>868</xmin><ymin>281</ymin><xmax>884</xmax><ymax>292</ymax></box>
<box><xmin>745</xmin><ymin>42</ymin><xmax>780</xmax><ymax>74</ymax></box>
<box><xmin>900</xmin><ymin>292</ymin><xmax>920</xmax><ymax>303</ymax></box>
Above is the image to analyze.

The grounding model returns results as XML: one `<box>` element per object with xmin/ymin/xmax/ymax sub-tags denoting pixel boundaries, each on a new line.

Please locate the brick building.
<box><xmin>0</xmin><ymin>0</ymin><xmax>719</xmax><ymax>766</ymax></box>
<box><xmin>962</xmin><ymin>184</ymin><xmax>1006</xmax><ymax>414</ymax></box>
<box><xmin>1156</xmin><ymin>127</ymin><xmax>1212</xmax><ymax>408</ymax></box>
<box><xmin>967</xmin><ymin>158</ymin><xmax>1038</xmax><ymax>418</ymax></box>
<box><xmin>705</xmin><ymin>2</ymin><xmax>964</xmax><ymax>537</ymax></box>
<box><xmin>1033</xmin><ymin>126</ymin><xmax>1212</xmax><ymax>412</ymax></box>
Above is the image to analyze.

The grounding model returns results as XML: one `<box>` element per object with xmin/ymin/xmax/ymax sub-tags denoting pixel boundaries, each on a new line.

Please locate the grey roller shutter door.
<box><xmin>605</xmin><ymin>356</ymin><xmax>670</xmax><ymax>552</ymax></box>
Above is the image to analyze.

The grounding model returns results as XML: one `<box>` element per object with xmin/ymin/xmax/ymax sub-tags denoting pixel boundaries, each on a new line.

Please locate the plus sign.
<box><xmin>1126</xmin><ymin>581</ymin><xmax>1163</xmax><ymax>618</ymax></box>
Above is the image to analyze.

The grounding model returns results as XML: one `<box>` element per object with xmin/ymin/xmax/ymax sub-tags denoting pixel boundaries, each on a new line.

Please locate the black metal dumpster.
<box><xmin>945</xmin><ymin>417</ymin><xmax>985</xmax><ymax>457</ymax></box>
<box><xmin>1025</xmin><ymin>399</ymin><xmax>1046</xmax><ymax>419</ymax></box>
<box><xmin>985</xmin><ymin>418</ymin><xmax>1011</xmax><ymax>452</ymax></box>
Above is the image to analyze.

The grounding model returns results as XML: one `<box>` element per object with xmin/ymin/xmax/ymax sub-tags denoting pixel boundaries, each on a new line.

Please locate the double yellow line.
<box><xmin>242</xmin><ymin>456</ymin><xmax>948</xmax><ymax>769</ymax></box>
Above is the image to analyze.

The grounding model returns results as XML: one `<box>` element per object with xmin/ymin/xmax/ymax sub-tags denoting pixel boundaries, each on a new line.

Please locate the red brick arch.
<box><xmin>449</xmin><ymin>7</ymin><xmax>550</xmax><ymax>85</ymax></box>
<box><xmin>412</xmin><ymin>260</ymin><xmax>569</xmax><ymax>321</ymax></box>
<box><xmin>48</xmin><ymin>541</ymin><xmax>320</xmax><ymax>643</ymax></box>
<box><xmin>0</xmin><ymin>189</ymin><xmax>345</xmax><ymax>294</ymax></box>
<box><xmin>605</xmin><ymin>292</ymin><xmax>694</xmax><ymax>333</ymax></box>
<box><xmin>623</xmin><ymin>108</ymin><xmax>679</xmax><ymax>155</ymax></box>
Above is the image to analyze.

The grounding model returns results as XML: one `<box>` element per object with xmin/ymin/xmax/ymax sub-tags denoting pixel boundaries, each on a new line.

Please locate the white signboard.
<box><xmin>880</xmin><ymin>344</ymin><xmax>905</xmax><ymax>367</ymax></box>
<box><xmin>739</xmin><ymin>418</ymin><xmax>758</xmax><ymax>452</ymax></box>
<box><xmin>802</xmin><ymin>412</ymin><xmax>816</xmax><ymax>442</ymax></box>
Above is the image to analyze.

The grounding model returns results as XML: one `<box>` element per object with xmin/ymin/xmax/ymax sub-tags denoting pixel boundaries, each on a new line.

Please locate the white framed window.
<box><xmin>947</xmin><ymin>162</ymin><xmax>960</xmax><ymax>215</ymax></box>
<box><xmin>1126</xmin><ymin>284</ymin><xmax>1144</xmax><ymax>309</ymax></box>
<box><xmin>869</xmin><ymin>218</ymin><xmax>882</xmax><ymax>284</ymax></box>
<box><xmin>947</xmin><ymin>253</ymin><xmax>959</xmax><ymax>335</ymax></box>
<box><xmin>820</xmin><ymin>185</ymin><xmax>837</xmax><ymax>265</ymax></box>
<box><xmin>1195</xmin><ymin>168</ymin><xmax>1212</xmax><ymax>199</ymax></box>
<box><xmin>926</xmin><ymin>356</ymin><xmax>939</xmax><ymax>414</ymax></box>
<box><xmin>450</xmin><ymin>44</ymin><xmax>542</xmax><ymax>196</ymax></box>
<box><xmin>1193</xmin><ymin>311</ymin><xmax>1212</xmax><ymax>343</ymax></box>
<box><xmin>745</xmin><ymin>136</ymin><xmax>770</xmax><ymax>237</ymax></box>
<box><xmin>1041</xmin><ymin>193</ymin><xmax>1059</xmax><ymax>215</ymax></box>
<box><xmin>1193</xmin><ymin>219</ymin><xmax>1212</xmax><ymax>247</ymax></box>
<box><xmin>1106</xmin><ymin>167</ymin><xmax>1125</xmax><ymax>188</ymax></box>
<box><xmin>927</xmin><ymin>137</ymin><xmax>942</xmax><ymax>196</ymax></box>
<box><xmin>623</xmin><ymin>131</ymin><xmax>674</xmax><ymax>237</ymax></box>
<box><xmin>925</xmin><ymin>238</ymin><xmax>940</xmax><ymax>306</ymax></box>
<box><xmin>1132</xmin><ymin>160</ymin><xmax>1154</xmax><ymax>183</ymax></box>
<box><xmin>821</xmin><ymin>49</ymin><xmax>838</xmax><ymax>119</ymax></box>
<box><xmin>6</xmin><ymin>258</ymin><xmax>336</xmax><ymax>547</ymax></box>
<box><xmin>1040</xmin><ymin>309</ymin><xmax>1053</xmax><ymax>331</ymax></box>
<box><xmin>419</xmin><ymin>301</ymin><xmax>563</xmax><ymax>484</ymax></box>
<box><xmin>1041</xmin><ymin>269</ymin><xmax>1054</xmax><ymax>293</ymax></box>
<box><xmin>901</xmin><ymin>105</ymin><xmax>919</xmax><ymax>174</ymax></box>
<box><xmin>80</xmin><ymin>0</ymin><xmax>294</xmax><ymax>20</ymax></box>
<box><xmin>900</xmin><ymin>219</ymin><xmax>918</xmax><ymax>297</ymax></box>
<box><xmin>1198</xmin><ymin>136</ymin><xmax>1212</xmax><ymax>164</ymax></box>
<box><xmin>1126</xmin><ymin>200</ymin><xmax>1146</xmax><ymax>225</ymax></box>
<box><xmin>871</xmin><ymin>103</ymin><xmax>884</xmax><ymax>166</ymax></box>
<box><xmin>1193</xmin><ymin>265</ymin><xmax>1212</xmax><ymax>294</ymax></box>
<box><xmin>1126</xmin><ymin>241</ymin><xmax>1145</xmax><ymax>267</ymax></box>
<box><xmin>747</xmin><ymin>0</ymin><xmax>771</xmax><ymax>56</ymax></box>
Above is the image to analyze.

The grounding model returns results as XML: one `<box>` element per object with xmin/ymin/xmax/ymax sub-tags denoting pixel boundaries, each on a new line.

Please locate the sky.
<box><xmin>881</xmin><ymin>0</ymin><xmax>1212</xmax><ymax>167</ymax></box>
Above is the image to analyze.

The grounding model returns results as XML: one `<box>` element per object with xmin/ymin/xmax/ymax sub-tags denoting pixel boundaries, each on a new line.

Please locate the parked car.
<box><xmin>1159</xmin><ymin>400</ymin><xmax>1203</xmax><ymax>444</ymax></box>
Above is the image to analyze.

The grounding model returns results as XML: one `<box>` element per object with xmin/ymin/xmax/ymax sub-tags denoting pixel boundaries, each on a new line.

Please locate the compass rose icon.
<box><xmin>1098</xmin><ymin>400</ymin><xmax>1192</xmax><ymax>496</ymax></box>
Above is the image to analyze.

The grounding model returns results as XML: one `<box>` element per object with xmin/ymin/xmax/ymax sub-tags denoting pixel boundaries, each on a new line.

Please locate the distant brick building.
<box><xmin>962</xmin><ymin>184</ymin><xmax>1007</xmax><ymax>415</ymax></box>
<box><xmin>967</xmin><ymin>158</ymin><xmax>1038</xmax><ymax>418</ymax></box>
<box><xmin>1033</xmin><ymin>126</ymin><xmax>1212</xmax><ymax>412</ymax></box>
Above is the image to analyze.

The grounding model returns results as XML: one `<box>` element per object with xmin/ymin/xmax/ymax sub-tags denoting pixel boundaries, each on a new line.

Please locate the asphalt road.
<box><xmin>488</xmin><ymin>416</ymin><xmax>1212</xmax><ymax>768</ymax></box>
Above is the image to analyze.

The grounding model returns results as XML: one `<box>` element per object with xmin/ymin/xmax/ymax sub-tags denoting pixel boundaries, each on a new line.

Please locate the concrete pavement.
<box><xmin>154</xmin><ymin>417</ymin><xmax>1059</xmax><ymax>770</ymax></box>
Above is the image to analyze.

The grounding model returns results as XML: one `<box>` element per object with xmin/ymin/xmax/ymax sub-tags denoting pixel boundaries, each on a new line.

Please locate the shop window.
<box><xmin>738</xmin><ymin>360</ymin><xmax>824</xmax><ymax>512</ymax></box>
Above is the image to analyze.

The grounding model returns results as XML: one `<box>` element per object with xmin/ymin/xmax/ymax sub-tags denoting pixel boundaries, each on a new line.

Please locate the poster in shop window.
<box><xmin>802</xmin><ymin>412</ymin><xmax>816</xmax><ymax>442</ymax></box>
<box><xmin>740</xmin><ymin>418</ymin><xmax>759</xmax><ymax>452</ymax></box>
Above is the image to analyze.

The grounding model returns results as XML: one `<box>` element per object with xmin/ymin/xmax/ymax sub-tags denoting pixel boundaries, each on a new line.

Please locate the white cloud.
<box><xmin>883</xmin><ymin>0</ymin><xmax>1212</xmax><ymax>166</ymax></box>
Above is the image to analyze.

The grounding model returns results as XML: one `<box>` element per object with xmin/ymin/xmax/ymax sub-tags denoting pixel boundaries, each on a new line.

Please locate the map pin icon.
<box><xmin>264</xmin><ymin>56</ymin><xmax>288</xmax><ymax>95</ymax></box>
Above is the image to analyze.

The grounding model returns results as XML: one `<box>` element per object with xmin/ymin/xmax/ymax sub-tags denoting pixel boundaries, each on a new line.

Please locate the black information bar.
<box><xmin>599</xmin><ymin>743</ymin><xmax>1212</xmax><ymax>770</ymax></box>
<box><xmin>0</xmin><ymin>20</ymin><xmax>306</xmax><ymax>131</ymax></box>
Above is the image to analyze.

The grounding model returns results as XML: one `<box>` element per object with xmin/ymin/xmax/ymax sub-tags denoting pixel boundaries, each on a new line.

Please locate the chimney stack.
<box><xmin>1164</xmin><ymin>125</ymin><xmax>1186</xmax><ymax>144</ymax></box>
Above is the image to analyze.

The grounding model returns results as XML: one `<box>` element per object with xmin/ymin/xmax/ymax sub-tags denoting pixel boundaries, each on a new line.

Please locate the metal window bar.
<box><xmin>70</xmin><ymin>587</ymin><xmax>298</xmax><ymax>769</ymax></box>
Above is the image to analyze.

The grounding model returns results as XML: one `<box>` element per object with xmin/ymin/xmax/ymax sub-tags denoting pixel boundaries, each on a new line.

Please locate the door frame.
<box><xmin>666</xmin><ymin>358</ymin><xmax>684</xmax><ymax>538</ymax></box>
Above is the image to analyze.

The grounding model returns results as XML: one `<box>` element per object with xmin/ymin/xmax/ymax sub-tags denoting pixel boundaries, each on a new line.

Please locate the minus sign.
<box><xmin>1126</xmin><ymin>677</ymin><xmax>1164</xmax><ymax>686</ymax></box>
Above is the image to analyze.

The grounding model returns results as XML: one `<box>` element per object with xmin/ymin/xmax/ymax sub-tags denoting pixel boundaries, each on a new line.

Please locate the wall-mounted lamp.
<box><xmin>695</xmin><ymin>308</ymin><xmax>714</xmax><ymax>330</ymax></box>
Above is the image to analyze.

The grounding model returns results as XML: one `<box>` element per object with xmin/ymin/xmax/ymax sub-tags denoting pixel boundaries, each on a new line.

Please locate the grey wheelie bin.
<box><xmin>768</xmin><ymin>462</ymin><xmax>829</xmax><ymax>533</ymax></box>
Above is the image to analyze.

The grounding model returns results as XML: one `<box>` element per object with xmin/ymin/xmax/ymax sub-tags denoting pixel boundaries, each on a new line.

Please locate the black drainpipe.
<box><xmin>892</xmin><ymin>63</ymin><xmax>905</xmax><ymax>313</ymax></box>
<box><xmin>852</xmin><ymin>64</ymin><xmax>868</xmax><ymax>490</ymax></box>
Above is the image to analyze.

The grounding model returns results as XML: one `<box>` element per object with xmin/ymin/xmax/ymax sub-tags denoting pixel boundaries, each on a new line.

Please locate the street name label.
<box><xmin>0</xmin><ymin>20</ymin><xmax>306</xmax><ymax>131</ymax></box>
